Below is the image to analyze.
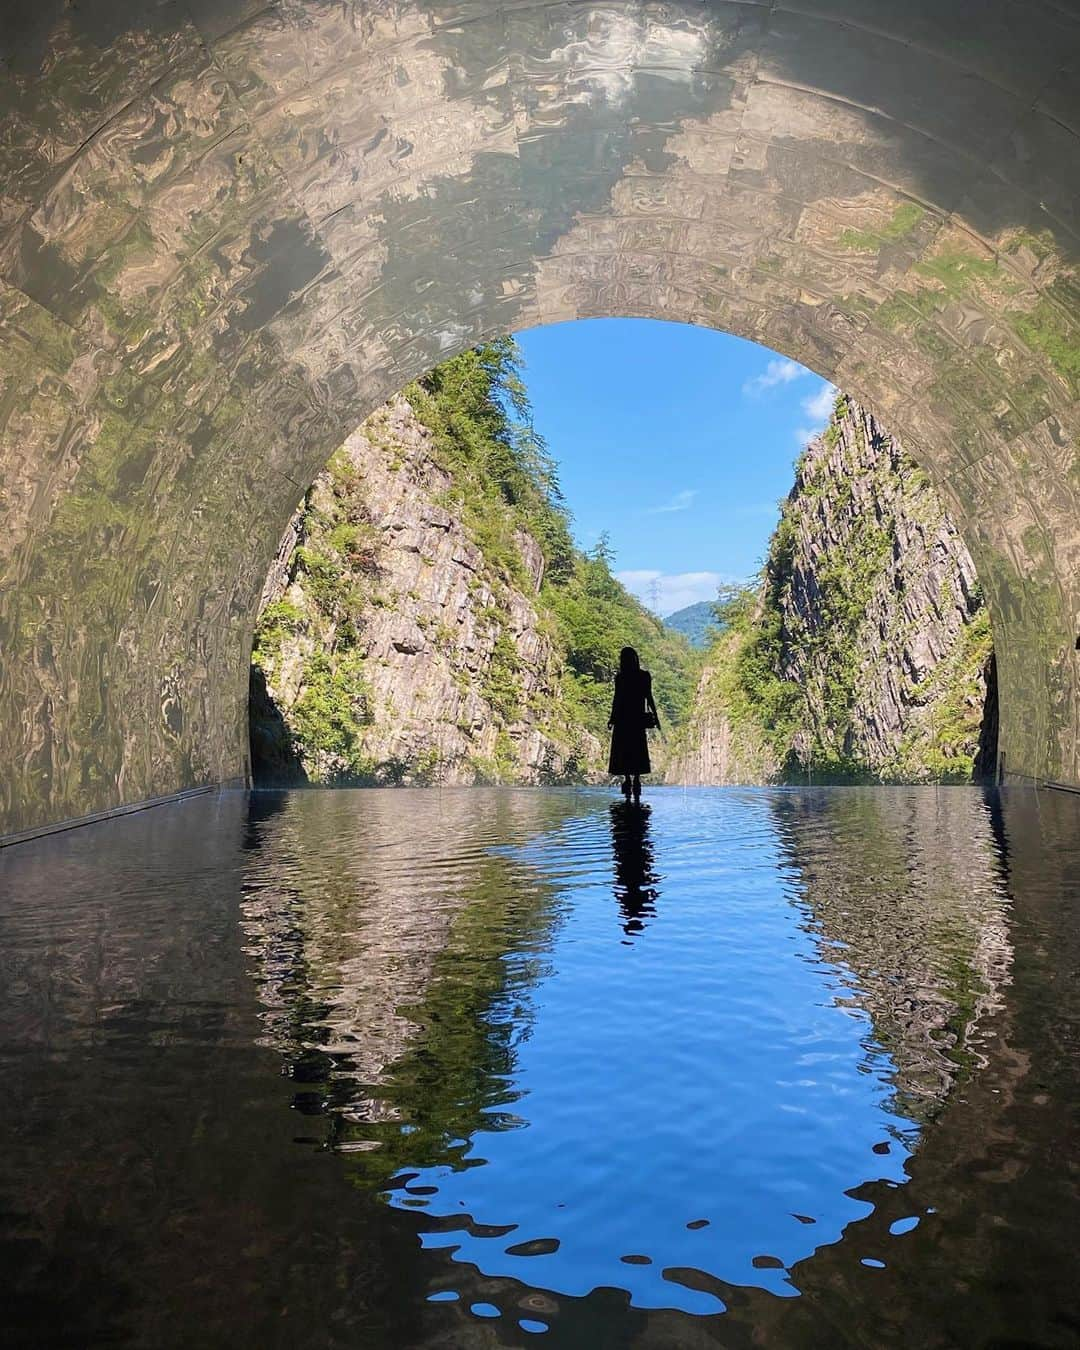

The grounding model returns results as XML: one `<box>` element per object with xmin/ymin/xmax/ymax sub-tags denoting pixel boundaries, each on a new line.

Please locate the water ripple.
<box><xmin>238</xmin><ymin>786</ymin><xmax>1014</xmax><ymax>1313</ymax></box>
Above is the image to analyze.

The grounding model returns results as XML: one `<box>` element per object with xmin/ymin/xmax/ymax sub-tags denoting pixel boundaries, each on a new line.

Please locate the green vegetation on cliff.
<box><xmin>251</xmin><ymin>339</ymin><xmax>694</xmax><ymax>783</ymax></box>
<box><xmin>405</xmin><ymin>340</ymin><xmax>695</xmax><ymax>749</ymax></box>
<box><xmin>673</xmin><ymin>399</ymin><xmax>994</xmax><ymax>785</ymax></box>
<box><xmin>403</xmin><ymin>339</ymin><xmax>576</xmax><ymax>589</ymax></box>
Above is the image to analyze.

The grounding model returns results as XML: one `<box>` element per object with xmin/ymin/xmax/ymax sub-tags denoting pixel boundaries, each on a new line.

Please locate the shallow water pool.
<box><xmin>2</xmin><ymin>786</ymin><xmax>1077</xmax><ymax>1347</ymax></box>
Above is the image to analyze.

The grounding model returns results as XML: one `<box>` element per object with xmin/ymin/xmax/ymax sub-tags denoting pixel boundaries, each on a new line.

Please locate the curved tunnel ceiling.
<box><xmin>1</xmin><ymin>0</ymin><xmax>1079</xmax><ymax>834</ymax></box>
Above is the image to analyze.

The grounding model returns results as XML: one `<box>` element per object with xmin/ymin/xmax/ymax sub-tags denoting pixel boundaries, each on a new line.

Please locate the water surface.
<box><xmin>2</xmin><ymin>786</ymin><xmax>1077</xmax><ymax>1348</ymax></box>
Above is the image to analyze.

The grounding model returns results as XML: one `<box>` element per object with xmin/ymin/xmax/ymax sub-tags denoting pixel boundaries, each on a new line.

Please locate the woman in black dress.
<box><xmin>607</xmin><ymin>646</ymin><xmax>660</xmax><ymax>801</ymax></box>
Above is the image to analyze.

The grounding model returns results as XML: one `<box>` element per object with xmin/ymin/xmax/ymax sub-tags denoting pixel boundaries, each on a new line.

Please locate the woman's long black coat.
<box><xmin>607</xmin><ymin>668</ymin><xmax>653</xmax><ymax>775</ymax></box>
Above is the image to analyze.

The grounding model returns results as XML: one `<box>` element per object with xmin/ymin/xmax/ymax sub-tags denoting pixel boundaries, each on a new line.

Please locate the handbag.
<box><xmin>643</xmin><ymin>709</ymin><xmax>658</xmax><ymax>730</ymax></box>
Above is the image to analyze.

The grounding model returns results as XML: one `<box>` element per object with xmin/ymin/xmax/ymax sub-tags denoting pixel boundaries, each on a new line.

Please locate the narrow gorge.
<box><xmin>251</xmin><ymin>355</ymin><xmax>994</xmax><ymax>790</ymax></box>
<box><xmin>250</xmin><ymin>341</ymin><xmax>692</xmax><ymax>786</ymax></box>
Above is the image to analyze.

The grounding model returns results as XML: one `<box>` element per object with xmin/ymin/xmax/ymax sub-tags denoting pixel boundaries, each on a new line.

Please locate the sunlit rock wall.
<box><xmin>251</xmin><ymin>395</ymin><xmax>599</xmax><ymax>784</ymax></box>
<box><xmin>671</xmin><ymin>399</ymin><xmax>995</xmax><ymax>785</ymax></box>
<box><xmin>777</xmin><ymin>400</ymin><xmax>994</xmax><ymax>780</ymax></box>
<box><xmin>1</xmin><ymin>0</ymin><xmax>1079</xmax><ymax>834</ymax></box>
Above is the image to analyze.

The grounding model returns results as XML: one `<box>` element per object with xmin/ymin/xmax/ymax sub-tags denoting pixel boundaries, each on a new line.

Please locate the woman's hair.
<box><xmin>619</xmin><ymin>646</ymin><xmax>640</xmax><ymax>673</ymax></box>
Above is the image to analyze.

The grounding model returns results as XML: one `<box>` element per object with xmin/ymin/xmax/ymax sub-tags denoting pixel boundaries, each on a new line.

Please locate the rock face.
<box><xmin>251</xmin><ymin>396</ymin><xmax>598</xmax><ymax>785</ymax></box>
<box><xmin>672</xmin><ymin>631</ymin><xmax>779</xmax><ymax>786</ymax></box>
<box><xmin>670</xmin><ymin>397</ymin><xmax>995</xmax><ymax>784</ymax></box>
<box><xmin>780</xmin><ymin>397</ymin><xmax>994</xmax><ymax>779</ymax></box>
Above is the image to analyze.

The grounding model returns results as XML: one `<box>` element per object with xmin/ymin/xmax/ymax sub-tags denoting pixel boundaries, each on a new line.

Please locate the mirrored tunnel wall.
<box><xmin>1</xmin><ymin>0</ymin><xmax>1079</xmax><ymax>834</ymax></box>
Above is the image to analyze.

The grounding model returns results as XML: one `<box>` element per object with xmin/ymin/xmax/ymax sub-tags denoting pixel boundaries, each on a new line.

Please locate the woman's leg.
<box><xmin>632</xmin><ymin>774</ymin><xmax>641</xmax><ymax>800</ymax></box>
<box><xmin>622</xmin><ymin>775</ymin><xmax>631</xmax><ymax>798</ymax></box>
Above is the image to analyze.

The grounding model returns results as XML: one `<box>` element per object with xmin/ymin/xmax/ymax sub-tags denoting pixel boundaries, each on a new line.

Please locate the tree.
<box><xmin>589</xmin><ymin>531</ymin><xmax>615</xmax><ymax>568</ymax></box>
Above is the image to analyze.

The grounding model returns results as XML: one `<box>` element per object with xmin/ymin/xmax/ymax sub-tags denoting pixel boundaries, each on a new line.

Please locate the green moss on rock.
<box><xmin>839</xmin><ymin>202</ymin><xmax>925</xmax><ymax>252</ymax></box>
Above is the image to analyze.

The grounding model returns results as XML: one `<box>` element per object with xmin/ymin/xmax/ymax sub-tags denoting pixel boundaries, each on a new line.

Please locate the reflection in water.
<box><xmin>240</xmin><ymin>790</ymin><xmax>587</xmax><ymax>1171</ymax></box>
<box><xmin>238</xmin><ymin>788</ymin><xmax>1012</xmax><ymax>1314</ymax></box>
<box><xmin>2</xmin><ymin>786</ymin><xmax>1078</xmax><ymax>1347</ymax></box>
<box><xmin>609</xmin><ymin>801</ymin><xmax>661</xmax><ymax>938</ymax></box>
<box><xmin>769</xmin><ymin>790</ymin><xmax>1014</xmax><ymax>1123</ymax></box>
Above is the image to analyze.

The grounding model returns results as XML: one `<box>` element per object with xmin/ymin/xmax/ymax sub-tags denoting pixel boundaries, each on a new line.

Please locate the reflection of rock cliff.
<box><xmin>771</xmin><ymin>789</ymin><xmax>1012</xmax><ymax>1123</ymax></box>
<box><xmin>238</xmin><ymin>789</ymin><xmax>586</xmax><ymax>1159</ymax></box>
<box><xmin>670</xmin><ymin>397</ymin><xmax>995</xmax><ymax>785</ymax></box>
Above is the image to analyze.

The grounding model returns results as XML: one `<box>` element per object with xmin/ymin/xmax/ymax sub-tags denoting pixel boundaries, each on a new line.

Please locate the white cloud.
<box><xmin>801</xmin><ymin>381</ymin><xmax>837</xmax><ymax>423</ymax></box>
<box><xmin>742</xmin><ymin>358</ymin><xmax>808</xmax><ymax>396</ymax></box>
<box><xmin>616</xmin><ymin>569</ymin><xmax>741</xmax><ymax>616</ymax></box>
<box><xmin>646</xmin><ymin>488</ymin><xmax>697</xmax><ymax>515</ymax></box>
<box><xmin>791</xmin><ymin>381</ymin><xmax>838</xmax><ymax>447</ymax></box>
<box><xmin>742</xmin><ymin>362</ymin><xmax>838</xmax><ymax>451</ymax></box>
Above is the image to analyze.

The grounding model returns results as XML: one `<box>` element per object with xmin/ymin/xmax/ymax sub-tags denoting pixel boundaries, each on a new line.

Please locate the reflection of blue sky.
<box><xmin>388</xmin><ymin>791</ymin><xmax>919</xmax><ymax>1315</ymax></box>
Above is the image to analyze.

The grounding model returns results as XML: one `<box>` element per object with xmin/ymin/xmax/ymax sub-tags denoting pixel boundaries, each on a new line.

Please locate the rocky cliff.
<box><xmin>671</xmin><ymin>397</ymin><xmax>995</xmax><ymax>785</ymax></box>
<box><xmin>251</xmin><ymin>396</ymin><xmax>599</xmax><ymax>785</ymax></box>
<box><xmin>670</xmin><ymin>628</ymin><xmax>779</xmax><ymax>786</ymax></box>
<box><xmin>250</xmin><ymin>339</ymin><xmax>697</xmax><ymax>785</ymax></box>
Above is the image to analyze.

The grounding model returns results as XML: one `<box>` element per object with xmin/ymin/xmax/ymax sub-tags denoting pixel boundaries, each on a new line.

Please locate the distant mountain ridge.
<box><xmin>664</xmin><ymin>601</ymin><xmax>720</xmax><ymax>648</ymax></box>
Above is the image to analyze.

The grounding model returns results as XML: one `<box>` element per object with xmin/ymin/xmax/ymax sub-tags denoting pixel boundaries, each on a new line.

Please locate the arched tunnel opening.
<box><xmin>1</xmin><ymin>3</ymin><xmax>1079</xmax><ymax>1347</ymax></box>
<box><xmin>1</xmin><ymin>0</ymin><xmax>1078</xmax><ymax>836</ymax></box>
<box><xmin>243</xmin><ymin>320</ymin><xmax>1003</xmax><ymax>792</ymax></box>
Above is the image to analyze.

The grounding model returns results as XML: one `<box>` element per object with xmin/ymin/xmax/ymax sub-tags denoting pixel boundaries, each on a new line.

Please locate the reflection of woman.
<box><xmin>610</xmin><ymin>802</ymin><xmax>660</xmax><ymax>937</ymax></box>
<box><xmin>607</xmin><ymin>646</ymin><xmax>660</xmax><ymax>801</ymax></box>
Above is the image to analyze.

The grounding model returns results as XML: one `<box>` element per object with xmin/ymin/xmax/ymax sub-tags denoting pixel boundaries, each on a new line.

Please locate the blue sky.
<box><xmin>514</xmin><ymin>319</ymin><xmax>836</xmax><ymax>616</ymax></box>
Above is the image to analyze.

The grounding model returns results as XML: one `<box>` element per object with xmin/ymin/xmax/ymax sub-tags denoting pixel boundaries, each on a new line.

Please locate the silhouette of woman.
<box><xmin>607</xmin><ymin>646</ymin><xmax>660</xmax><ymax>801</ymax></box>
